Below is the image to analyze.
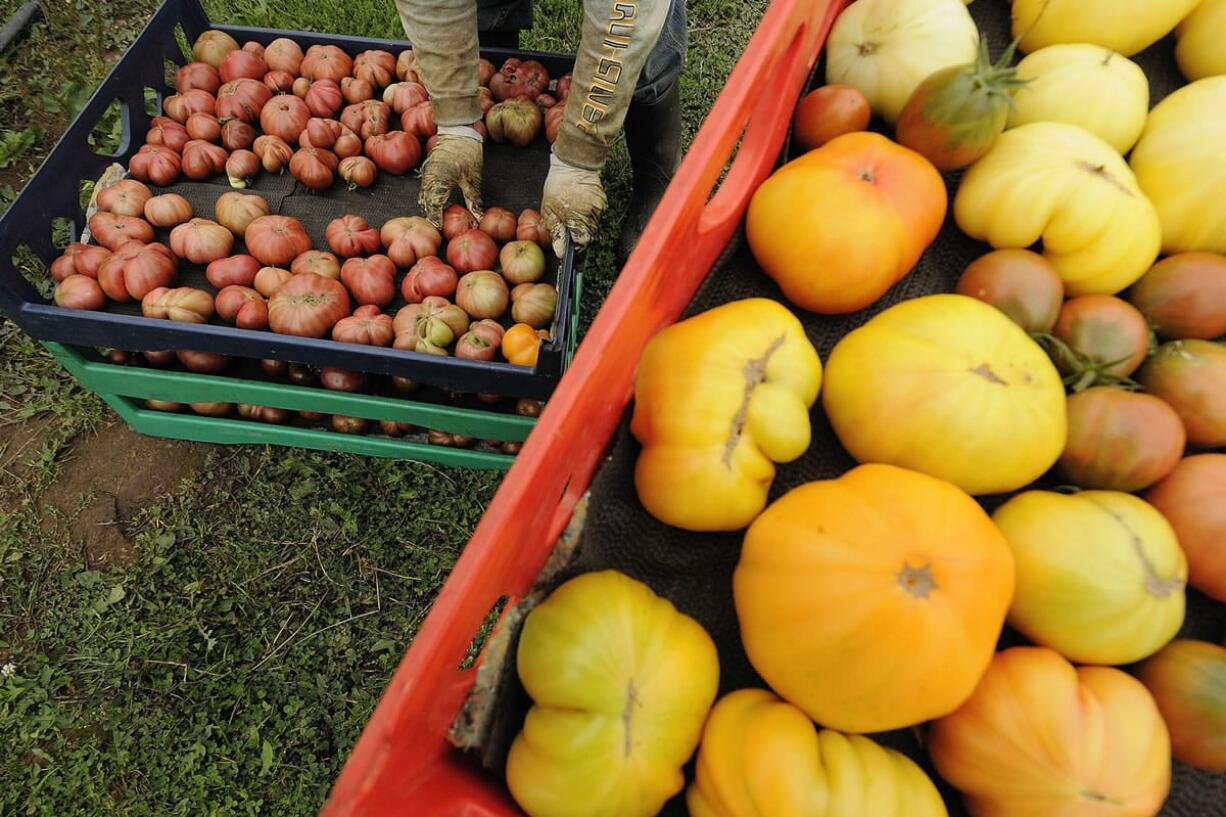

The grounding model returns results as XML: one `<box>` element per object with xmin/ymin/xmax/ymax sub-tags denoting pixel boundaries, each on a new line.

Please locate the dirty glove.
<box><xmin>541</xmin><ymin>152</ymin><xmax>607</xmax><ymax>258</ymax></box>
<box><xmin>419</xmin><ymin>126</ymin><xmax>484</xmax><ymax>227</ymax></box>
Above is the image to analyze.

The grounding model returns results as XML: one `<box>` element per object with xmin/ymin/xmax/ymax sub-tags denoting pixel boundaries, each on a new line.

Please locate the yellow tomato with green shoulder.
<box><xmin>1012</xmin><ymin>0</ymin><xmax>1199</xmax><ymax>56</ymax></box>
<box><xmin>506</xmin><ymin>570</ymin><xmax>719</xmax><ymax>817</ymax></box>
<box><xmin>631</xmin><ymin>298</ymin><xmax>821</xmax><ymax>532</ymax></box>
<box><xmin>1130</xmin><ymin>77</ymin><xmax>1226</xmax><ymax>255</ymax></box>
<box><xmin>992</xmin><ymin>490</ymin><xmax>1186</xmax><ymax>665</ymax></box>
<box><xmin>1137</xmin><ymin>639</ymin><xmax>1226</xmax><ymax>772</ymax></box>
<box><xmin>688</xmin><ymin>689</ymin><xmax>948</xmax><ymax>817</ymax></box>
<box><xmin>1176</xmin><ymin>0</ymin><xmax>1226</xmax><ymax>81</ymax></box>
<box><xmin>956</xmin><ymin>122</ymin><xmax>1161</xmax><ymax>295</ymax></box>
<box><xmin>821</xmin><ymin>294</ymin><xmax>1065</xmax><ymax>495</ymax></box>
<box><xmin>1007</xmin><ymin>45</ymin><xmax>1149</xmax><ymax>154</ymax></box>
<box><xmin>930</xmin><ymin>647</ymin><xmax>1172</xmax><ymax>817</ymax></box>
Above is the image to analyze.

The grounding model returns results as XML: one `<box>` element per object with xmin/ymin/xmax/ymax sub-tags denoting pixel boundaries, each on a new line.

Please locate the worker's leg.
<box><xmin>617</xmin><ymin>0</ymin><xmax>686</xmax><ymax>264</ymax></box>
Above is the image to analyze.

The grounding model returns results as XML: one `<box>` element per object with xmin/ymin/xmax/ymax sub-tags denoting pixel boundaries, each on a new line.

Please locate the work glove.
<box><xmin>540</xmin><ymin>152</ymin><xmax>607</xmax><ymax>258</ymax></box>
<box><xmin>418</xmin><ymin>125</ymin><xmax>484</xmax><ymax>227</ymax></box>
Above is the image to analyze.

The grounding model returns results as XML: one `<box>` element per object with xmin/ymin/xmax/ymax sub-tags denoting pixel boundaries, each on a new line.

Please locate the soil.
<box><xmin>39</xmin><ymin>421</ymin><xmax>207</xmax><ymax>569</ymax></box>
<box><xmin>0</xmin><ymin>415</ymin><xmax>55</xmax><ymax>495</ymax></box>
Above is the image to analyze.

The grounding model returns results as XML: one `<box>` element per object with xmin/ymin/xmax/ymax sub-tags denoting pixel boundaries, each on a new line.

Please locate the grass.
<box><xmin>0</xmin><ymin>0</ymin><xmax>767</xmax><ymax>814</ymax></box>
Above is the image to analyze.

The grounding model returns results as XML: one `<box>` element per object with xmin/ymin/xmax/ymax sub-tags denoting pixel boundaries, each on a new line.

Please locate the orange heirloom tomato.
<box><xmin>687</xmin><ymin>689</ymin><xmax>947</xmax><ymax>817</ymax></box>
<box><xmin>746</xmin><ymin>131</ymin><xmax>945</xmax><ymax>314</ymax></box>
<box><xmin>501</xmin><ymin>322</ymin><xmax>548</xmax><ymax>367</ymax></box>
<box><xmin>792</xmin><ymin>84</ymin><xmax>870</xmax><ymax>152</ymax></box>
<box><xmin>734</xmin><ymin>463</ymin><xmax>1015</xmax><ymax>733</ymax></box>
<box><xmin>930</xmin><ymin>647</ymin><xmax>1171</xmax><ymax>817</ymax></box>
<box><xmin>631</xmin><ymin>298</ymin><xmax>822</xmax><ymax>532</ymax></box>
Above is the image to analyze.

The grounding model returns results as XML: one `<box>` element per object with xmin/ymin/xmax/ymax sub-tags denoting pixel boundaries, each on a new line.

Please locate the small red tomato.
<box><xmin>793</xmin><ymin>85</ymin><xmax>871</xmax><ymax>152</ymax></box>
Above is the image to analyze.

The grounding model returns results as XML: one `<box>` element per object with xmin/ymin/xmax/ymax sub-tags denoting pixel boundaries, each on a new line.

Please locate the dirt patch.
<box><xmin>0</xmin><ymin>415</ymin><xmax>57</xmax><ymax>497</ymax></box>
<box><xmin>41</xmin><ymin>421</ymin><xmax>208</xmax><ymax>568</ymax></box>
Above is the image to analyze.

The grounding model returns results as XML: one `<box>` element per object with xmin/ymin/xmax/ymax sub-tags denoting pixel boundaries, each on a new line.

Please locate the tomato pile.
<box><xmin>497</xmin><ymin>2</ymin><xmax>1226</xmax><ymax>817</ymax></box>
<box><xmin>135</xmin><ymin>31</ymin><xmax>569</xmax><ymax>191</ymax></box>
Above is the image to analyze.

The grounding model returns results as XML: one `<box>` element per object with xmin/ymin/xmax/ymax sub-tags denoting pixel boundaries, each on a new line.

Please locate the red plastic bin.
<box><xmin>322</xmin><ymin>1</ymin><xmax>847</xmax><ymax>814</ymax></box>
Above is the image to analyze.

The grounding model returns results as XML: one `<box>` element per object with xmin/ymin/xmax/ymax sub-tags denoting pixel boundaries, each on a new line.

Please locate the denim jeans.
<box><xmin>476</xmin><ymin>0</ymin><xmax>686</xmax><ymax>104</ymax></box>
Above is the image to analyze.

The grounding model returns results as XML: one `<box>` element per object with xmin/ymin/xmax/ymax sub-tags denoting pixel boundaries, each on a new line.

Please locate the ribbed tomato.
<box><xmin>175</xmin><ymin>62</ymin><xmax>221</xmax><ymax>94</ymax></box>
<box><xmin>300</xmin><ymin>45</ymin><xmax>353</xmax><ymax>83</ymax></box>
<box><xmin>340</xmin><ymin>99</ymin><xmax>391</xmax><ymax>139</ymax></box>
<box><xmin>289</xmin><ymin>146</ymin><xmax>338</xmax><ymax>190</ymax></box>
<box><xmin>214</xmin><ymin>78</ymin><xmax>271</xmax><ymax>123</ymax></box>
<box><xmin>260</xmin><ymin>95</ymin><xmax>310</xmax><ymax>143</ymax></box>
<box><xmin>304</xmin><ymin>79</ymin><xmax>343</xmax><ymax>117</ymax></box>
<box><xmin>268</xmin><ymin>272</ymin><xmax>351</xmax><ymax>337</ymax></box>
<box><xmin>180</xmin><ymin>139</ymin><xmax>228</xmax><ymax>181</ymax></box>
<box><xmin>340</xmin><ymin>255</ymin><xmax>397</xmax><ymax>306</ymax></box>
<box><xmin>169</xmin><ymin>218</ymin><xmax>234</xmax><ymax>264</ymax></box>
<box><xmin>364</xmin><ymin>131</ymin><xmax>420</xmax><ymax>174</ymax></box>
<box><xmin>88</xmin><ymin>212</ymin><xmax>153</xmax><ymax>251</ymax></box>
<box><xmin>245</xmin><ymin>215</ymin><xmax>312</xmax><ymax>266</ymax></box>
<box><xmin>128</xmin><ymin>145</ymin><xmax>181</xmax><ymax>186</ymax></box>
<box><xmin>326</xmin><ymin>214</ymin><xmax>382</xmax><ymax>258</ymax></box>
<box><xmin>97</xmin><ymin>241</ymin><xmax>176</xmax><ymax>301</ymax></box>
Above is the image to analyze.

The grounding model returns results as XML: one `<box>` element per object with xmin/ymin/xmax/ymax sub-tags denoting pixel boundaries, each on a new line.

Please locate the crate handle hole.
<box><xmin>88</xmin><ymin>97</ymin><xmax>126</xmax><ymax>159</ymax></box>
<box><xmin>12</xmin><ymin>243</ymin><xmax>51</xmax><ymax>298</ymax></box>
<box><xmin>457</xmin><ymin>595</ymin><xmax>508</xmax><ymax>671</ymax></box>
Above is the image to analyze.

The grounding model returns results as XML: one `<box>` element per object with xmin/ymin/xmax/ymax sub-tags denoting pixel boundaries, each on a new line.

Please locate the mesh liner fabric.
<box><xmin>101</xmin><ymin>139</ymin><xmax>558</xmax><ymax>324</ymax></box>
<box><xmin>472</xmin><ymin>3</ymin><xmax>1226</xmax><ymax>815</ymax></box>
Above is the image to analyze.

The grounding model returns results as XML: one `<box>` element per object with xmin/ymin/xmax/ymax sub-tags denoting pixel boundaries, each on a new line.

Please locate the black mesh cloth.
<box><xmin>471</xmin><ymin>3</ymin><xmax>1226</xmax><ymax>815</ymax></box>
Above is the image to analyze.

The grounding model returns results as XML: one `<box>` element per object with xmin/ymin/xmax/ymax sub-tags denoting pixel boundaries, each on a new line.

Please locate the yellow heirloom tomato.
<box><xmin>992</xmin><ymin>490</ymin><xmax>1186</xmax><ymax>665</ymax></box>
<box><xmin>506</xmin><ymin>571</ymin><xmax>719</xmax><ymax>817</ymax></box>
<box><xmin>631</xmin><ymin>298</ymin><xmax>821</xmax><ymax>531</ymax></box>
<box><xmin>1008</xmin><ymin>45</ymin><xmax>1149</xmax><ymax>154</ymax></box>
<box><xmin>1012</xmin><ymin>0</ymin><xmax>1199</xmax><ymax>57</ymax></box>
<box><xmin>687</xmin><ymin>689</ymin><xmax>948</xmax><ymax>817</ymax></box>
<box><xmin>822</xmin><ymin>294</ymin><xmax>1065</xmax><ymax>495</ymax></box>
<box><xmin>955</xmin><ymin>122</ymin><xmax>1161</xmax><ymax>295</ymax></box>
<box><xmin>1176</xmin><ymin>0</ymin><xmax>1226</xmax><ymax>81</ymax></box>
<box><xmin>1130</xmin><ymin>77</ymin><xmax>1226</xmax><ymax>255</ymax></box>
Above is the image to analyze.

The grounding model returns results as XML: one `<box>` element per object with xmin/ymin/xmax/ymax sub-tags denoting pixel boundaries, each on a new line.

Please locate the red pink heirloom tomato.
<box><xmin>793</xmin><ymin>84</ymin><xmax>870</xmax><ymax>151</ymax></box>
<box><xmin>341</xmin><ymin>76</ymin><xmax>374</xmax><ymax>104</ymax></box>
<box><xmin>260</xmin><ymin>94</ymin><xmax>310</xmax><ymax>143</ymax></box>
<box><xmin>164</xmin><ymin>89</ymin><xmax>215</xmax><ymax>123</ymax></box>
<box><xmin>544</xmin><ymin>105</ymin><xmax>563</xmax><ymax>144</ymax></box>
<box><xmin>144</xmin><ymin>194</ymin><xmax>193</xmax><ymax>228</ymax></box>
<box><xmin>326</xmin><ymin>214</ymin><xmax>382</xmax><ymax>258</ymax></box>
<box><xmin>401</xmin><ymin>256</ymin><xmax>458</xmax><ymax>303</ymax></box>
<box><xmin>381</xmin><ymin>216</ymin><xmax>441</xmax><ymax>267</ymax></box>
<box><xmin>456</xmin><ymin>328</ymin><xmax>499</xmax><ymax>361</ymax></box>
<box><xmin>181</xmin><ymin>139</ymin><xmax>228</xmax><ymax>181</ymax></box>
<box><xmin>145</xmin><ymin>116</ymin><xmax>189</xmax><ymax>152</ymax></box>
<box><xmin>442</xmin><ymin>204</ymin><xmax>478</xmax><ymax>240</ymax></box>
<box><xmin>214</xmin><ymin>79</ymin><xmax>271</xmax><ymax>124</ymax></box>
<box><xmin>51</xmin><ymin>244</ymin><xmax>89</xmax><ymax>281</ymax></box>
<box><xmin>1060</xmin><ymin>387</ymin><xmax>1186</xmax><ymax>492</ymax></box>
<box><xmin>956</xmin><ymin>249</ymin><xmax>1064</xmax><ymax>333</ymax></box>
<box><xmin>446</xmin><ymin>229</ymin><xmax>498</xmax><ymax>273</ymax></box>
<box><xmin>54</xmin><ymin>275</ymin><xmax>106</xmax><ymax>310</ymax></box>
<box><xmin>340</xmin><ymin>99</ymin><xmax>391</xmax><ymax>139</ymax></box>
<box><xmin>59</xmin><ymin>244</ymin><xmax>111</xmax><ymax>279</ymax></box>
<box><xmin>264</xmin><ymin>70</ymin><xmax>296</xmax><ymax>94</ymax></box>
<box><xmin>321</xmin><ymin>368</ymin><xmax>369</xmax><ymax>393</ymax></box>
<box><xmin>354</xmin><ymin>49</ymin><xmax>396</xmax><ymax>87</ymax></box>
<box><xmin>516</xmin><ymin>209</ymin><xmax>549</xmax><ymax>246</ymax></box>
<box><xmin>400</xmin><ymin>102</ymin><xmax>436</xmax><ymax>139</ymax></box>
<box><xmin>264</xmin><ymin>37</ymin><xmax>304</xmax><ymax>74</ymax></box>
<box><xmin>170</xmin><ymin>218</ymin><xmax>234</xmax><ymax>264</ymax></box>
<box><xmin>237</xmin><ymin>404</ymin><xmax>286</xmax><ymax>423</ymax></box>
<box><xmin>206</xmin><ymin>254</ymin><xmax>260</xmax><ymax>288</ymax></box>
<box><xmin>253</xmin><ymin>134</ymin><xmax>293</xmax><ymax>173</ymax></box>
<box><xmin>176</xmin><ymin>62</ymin><xmax>221</xmax><ymax>94</ymax></box>
<box><xmin>268</xmin><ymin>272</ymin><xmax>351</xmax><ymax>337</ymax></box>
<box><xmin>98</xmin><ymin>241</ymin><xmax>176</xmax><ymax>301</ymax></box>
<box><xmin>254</xmin><ymin>266</ymin><xmax>292</xmax><ymax>297</ymax></box>
<box><xmin>301</xmin><ymin>45</ymin><xmax>353</xmax><ymax>83</ymax></box>
<box><xmin>1146</xmin><ymin>454</ymin><xmax>1226</xmax><ymax>602</ymax></box>
<box><xmin>221</xmin><ymin>119</ymin><xmax>256</xmax><ymax>151</ymax></box>
<box><xmin>364</xmin><ymin>131</ymin><xmax>421</xmax><ymax>175</ymax></box>
<box><xmin>245</xmin><ymin>215</ymin><xmax>312</xmax><ymax>266</ymax></box>
<box><xmin>96</xmin><ymin>180</ymin><xmax>151</xmax><ymax>218</ymax></box>
<box><xmin>304</xmin><ymin>79</ymin><xmax>343</xmax><ymax>117</ymax></box>
<box><xmin>241</xmin><ymin>41</ymin><xmax>264</xmax><ymax>59</ymax></box>
<box><xmin>333</xmin><ymin>126</ymin><xmax>362</xmax><ymax>158</ymax></box>
<box><xmin>291</xmin><ymin>250</ymin><xmax>341</xmax><ymax>280</ymax></box>
<box><xmin>338</xmin><ymin>155</ymin><xmax>377</xmax><ymax>189</ymax></box>
<box><xmin>491</xmin><ymin>57</ymin><xmax>549</xmax><ymax>101</ymax></box>
<box><xmin>301</xmin><ymin>117</ymin><xmax>343</xmax><ymax>149</ymax></box>
<box><xmin>455</xmin><ymin>270</ymin><xmax>508</xmax><ymax>319</ymax></box>
<box><xmin>396</xmin><ymin>49</ymin><xmax>422</xmax><ymax>83</ymax></box>
<box><xmin>214</xmin><ymin>191</ymin><xmax>269</xmax><ymax>239</ymax></box>
<box><xmin>554</xmin><ymin>73</ymin><xmax>572</xmax><ymax>100</ymax></box>
<box><xmin>185</xmin><ymin>112</ymin><xmax>221</xmax><ymax>142</ymax></box>
<box><xmin>341</xmin><ymin>255</ymin><xmax>397</xmax><ymax>306</ymax></box>
<box><xmin>190</xmin><ymin>401</ymin><xmax>233</xmax><ymax>417</ymax></box>
<box><xmin>332</xmin><ymin>304</ymin><xmax>394</xmax><ymax>345</ymax></box>
<box><xmin>225</xmin><ymin>149</ymin><xmax>260</xmax><ymax>187</ymax></box>
<box><xmin>215</xmin><ymin>284</ymin><xmax>268</xmax><ymax>329</ymax></box>
<box><xmin>478</xmin><ymin>58</ymin><xmax>496</xmax><ymax>87</ymax></box>
<box><xmin>290</xmin><ymin>146</ymin><xmax>338</xmax><ymax>189</ymax></box>
<box><xmin>128</xmin><ymin>144</ymin><xmax>181</xmax><ymax>186</ymax></box>
<box><xmin>383</xmin><ymin>81</ymin><xmax>428</xmax><ymax>114</ymax></box>
<box><xmin>332</xmin><ymin>415</ymin><xmax>369</xmax><ymax>434</ymax></box>
<box><xmin>140</xmin><ymin>286</ymin><xmax>215</xmax><ymax>323</ymax></box>
<box><xmin>219</xmin><ymin>49</ymin><xmax>265</xmax><ymax>83</ymax></box>
<box><xmin>478</xmin><ymin>207</ymin><xmax>517</xmax><ymax>242</ymax></box>
<box><xmin>88</xmin><ymin>212</ymin><xmax>153</xmax><ymax>251</ymax></box>
<box><xmin>192</xmin><ymin>30</ymin><xmax>238</xmax><ymax>68</ymax></box>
